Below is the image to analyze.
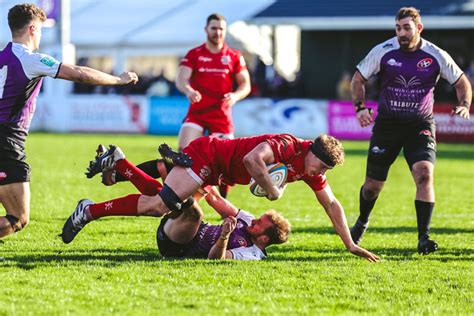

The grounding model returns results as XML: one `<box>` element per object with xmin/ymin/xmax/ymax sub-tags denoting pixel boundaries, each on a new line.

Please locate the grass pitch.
<box><xmin>0</xmin><ymin>133</ymin><xmax>472</xmax><ymax>315</ymax></box>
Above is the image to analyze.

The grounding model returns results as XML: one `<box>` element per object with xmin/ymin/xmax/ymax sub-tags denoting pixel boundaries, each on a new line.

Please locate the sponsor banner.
<box><xmin>434</xmin><ymin>104</ymin><xmax>474</xmax><ymax>143</ymax></box>
<box><xmin>328</xmin><ymin>100</ymin><xmax>378</xmax><ymax>140</ymax></box>
<box><xmin>32</xmin><ymin>95</ymin><xmax>149</xmax><ymax>133</ymax></box>
<box><xmin>148</xmin><ymin>96</ymin><xmax>188</xmax><ymax>135</ymax></box>
<box><xmin>233</xmin><ymin>98</ymin><xmax>328</xmax><ymax>139</ymax></box>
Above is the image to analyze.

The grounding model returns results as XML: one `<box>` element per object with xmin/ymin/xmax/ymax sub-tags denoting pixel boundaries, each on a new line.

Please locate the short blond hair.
<box><xmin>312</xmin><ymin>134</ymin><xmax>345</xmax><ymax>167</ymax></box>
<box><xmin>263</xmin><ymin>210</ymin><xmax>291</xmax><ymax>245</ymax></box>
<box><xmin>396</xmin><ymin>7</ymin><xmax>421</xmax><ymax>26</ymax></box>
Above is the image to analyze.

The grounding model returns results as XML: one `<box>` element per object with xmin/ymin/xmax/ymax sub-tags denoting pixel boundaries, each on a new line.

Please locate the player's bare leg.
<box><xmin>350</xmin><ymin>178</ymin><xmax>384</xmax><ymax>244</ymax></box>
<box><xmin>0</xmin><ymin>182</ymin><xmax>30</xmax><ymax>238</ymax></box>
<box><xmin>177</xmin><ymin>124</ymin><xmax>203</xmax><ymax>152</ymax></box>
<box><xmin>411</xmin><ymin>161</ymin><xmax>437</xmax><ymax>254</ymax></box>
<box><xmin>163</xmin><ymin>201</ymin><xmax>203</xmax><ymax>244</ymax></box>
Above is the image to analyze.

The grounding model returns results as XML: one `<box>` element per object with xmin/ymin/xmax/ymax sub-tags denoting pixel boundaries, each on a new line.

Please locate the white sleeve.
<box><xmin>230</xmin><ymin>245</ymin><xmax>266</xmax><ymax>260</ymax></box>
<box><xmin>13</xmin><ymin>45</ymin><xmax>61</xmax><ymax>79</ymax></box>
<box><xmin>356</xmin><ymin>38</ymin><xmax>397</xmax><ymax>80</ymax></box>
<box><xmin>436</xmin><ymin>49</ymin><xmax>463</xmax><ymax>85</ymax></box>
<box><xmin>236</xmin><ymin>210</ymin><xmax>254</xmax><ymax>225</ymax></box>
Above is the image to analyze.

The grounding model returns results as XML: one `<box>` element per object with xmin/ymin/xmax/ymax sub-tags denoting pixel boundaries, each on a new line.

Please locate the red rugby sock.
<box><xmin>115</xmin><ymin>159</ymin><xmax>162</xmax><ymax>195</ymax></box>
<box><xmin>88</xmin><ymin>194</ymin><xmax>141</xmax><ymax>219</ymax></box>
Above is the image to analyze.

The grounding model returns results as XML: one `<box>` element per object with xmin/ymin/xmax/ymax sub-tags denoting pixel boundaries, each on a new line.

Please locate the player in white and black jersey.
<box><xmin>349</xmin><ymin>7</ymin><xmax>472</xmax><ymax>254</ymax></box>
<box><xmin>0</xmin><ymin>3</ymin><xmax>138</xmax><ymax>240</ymax></box>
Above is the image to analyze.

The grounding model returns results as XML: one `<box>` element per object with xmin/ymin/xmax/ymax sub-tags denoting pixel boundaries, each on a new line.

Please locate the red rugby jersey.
<box><xmin>180</xmin><ymin>43</ymin><xmax>247</xmax><ymax>111</ymax></box>
<box><xmin>211</xmin><ymin>134</ymin><xmax>327</xmax><ymax>192</ymax></box>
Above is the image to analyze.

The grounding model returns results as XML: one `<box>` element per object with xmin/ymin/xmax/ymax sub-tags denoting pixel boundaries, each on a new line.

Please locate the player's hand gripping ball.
<box><xmin>249</xmin><ymin>163</ymin><xmax>288</xmax><ymax>197</ymax></box>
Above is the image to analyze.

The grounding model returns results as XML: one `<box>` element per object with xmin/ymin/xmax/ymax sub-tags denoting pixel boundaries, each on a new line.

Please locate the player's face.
<box><xmin>304</xmin><ymin>152</ymin><xmax>333</xmax><ymax>176</ymax></box>
<box><xmin>395</xmin><ymin>17</ymin><xmax>422</xmax><ymax>51</ymax></box>
<box><xmin>205</xmin><ymin>19</ymin><xmax>226</xmax><ymax>47</ymax></box>
<box><xmin>247</xmin><ymin>214</ymin><xmax>273</xmax><ymax>237</ymax></box>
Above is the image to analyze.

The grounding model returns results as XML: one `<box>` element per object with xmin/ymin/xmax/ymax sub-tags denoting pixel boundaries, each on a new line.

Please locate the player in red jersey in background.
<box><xmin>175</xmin><ymin>13</ymin><xmax>251</xmax><ymax>198</ymax></box>
<box><xmin>65</xmin><ymin>134</ymin><xmax>380</xmax><ymax>262</ymax></box>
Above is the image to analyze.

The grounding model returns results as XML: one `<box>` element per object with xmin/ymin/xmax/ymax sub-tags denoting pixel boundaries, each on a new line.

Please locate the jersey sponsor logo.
<box><xmin>199</xmin><ymin>166</ymin><xmax>211</xmax><ymax>179</ymax></box>
<box><xmin>419</xmin><ymin>129</ymin><xmax>432</xmax><ymax>137</ymax></box>
<box><xmin>198</xmin><ymin>67</ymin><xmax>229</xmax><ymax>74</ymax></box>
<box><xmin>382</xmin><ymin>43</ymin><xmax>394</xmax><ymax>49</ymax></box>
<box><xmin>389</xmin><ymin>100</ymin><xmax>420</xmax><ymax>109</ymax></box>
<box><xmin>0</xmin><ymin>171</ymin><xmax>7</xmax><ymax>180</ymax></box>
<box><xmin>387</xmin><ymin>58</ymin><xmax>402</xmax><ymax>67</ymax></box>
<box><xmin>417</xmin><ymin>58</ymin><xmax>433</xmax><ymax>69</ymax></box>
<box><xmin>221</xmin><ymin>55</ymin><xmax>231</xmax><ymax>65</ymax></box>
<box><xmin>40</xmin><ymin>56</ymin><xmax>56</xmax><ymax>67</ymax></box>
<box><xmin>394</xmin><ymin>75</ymin><xmax>421</xmax><ymax>88</ymax></box>
<box><xmin>236</xmin><ymin>236</ymin><xmax>248</xmax><ymax>247</ymax></box>
<box><xmin>198</xmin><ymin>56</ymin><xmax>212</xmax><ymax>62</ymax></box>
<box><xmin>371</xmin><ymin>146</ymin><xmax>386</xmax><ymax>154</ymax></box>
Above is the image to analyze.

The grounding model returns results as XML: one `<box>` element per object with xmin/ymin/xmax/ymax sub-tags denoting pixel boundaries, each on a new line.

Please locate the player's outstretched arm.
<box><xmin>57</xmin><ymin>63</ymin><xmax>138</xmax><ymax>86</ymax></box>
<box><xmin>451</xmin><ymin>74</ymin><xmax>472</xmax><ymax>120</ymax></box>
<box><xmin>315</xmin><ymin>185</ymin><xmax>380</xmax><ymax>262</ymax></box>
<box><xmin>204</xmin><ymin>186</ymin><xmax>239</xmax><ymax>218</ymax></box>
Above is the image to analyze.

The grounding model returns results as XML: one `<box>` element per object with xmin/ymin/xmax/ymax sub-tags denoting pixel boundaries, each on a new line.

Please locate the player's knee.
<box><xmin>363</xmin><ymin>181</ymin><xmax>383</xmax><ymax>199</ymax></box>
<box><xmin>5</xmin><ymin>214</ymin><xmax>28</xmax><ymax>232</ymax></box>
<box><xmin>413</xmin><ymin>164</ymin><xmax>433</xmax><ymax>186</ymax></box>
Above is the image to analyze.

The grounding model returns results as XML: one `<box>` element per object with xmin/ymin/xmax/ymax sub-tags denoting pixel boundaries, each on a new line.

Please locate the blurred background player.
<box><xmin>349</xmin><ymin>7</ymin><xmax>472</xmax><ymax>254</ymax></box>
<box><xmin>0</xmin><ymin>3</ymin><xmax>138</xmax><ymax>240</ymax></box>
<box><xmin>78</xmin><ymin>133</ymin><xmax>380</xmax><ymax>262</ymax></box>
<box><xmin>175</xmin><ymin>13</ymin><xmax>251</xmax><ymax>198</ymax></box>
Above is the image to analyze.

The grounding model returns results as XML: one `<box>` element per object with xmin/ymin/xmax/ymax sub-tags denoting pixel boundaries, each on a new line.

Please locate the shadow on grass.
<box><xmin>292</xmin><ymin>226</ymin><xmax>474</xmax><ymax>235</ymax></box>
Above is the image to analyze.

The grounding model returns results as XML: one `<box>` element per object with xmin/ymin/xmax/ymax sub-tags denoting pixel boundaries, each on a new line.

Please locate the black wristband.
<box><xmin>354</xmin><ymin>101</ymin><xmax>368</xmax><ymax>113</ymax></box>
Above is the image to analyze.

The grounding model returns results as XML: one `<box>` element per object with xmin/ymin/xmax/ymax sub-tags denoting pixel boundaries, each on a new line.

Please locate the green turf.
<box><xmin>0</xmin><ymin>133</ymin><xmax>472</xmax><ymax>315</ymax></box>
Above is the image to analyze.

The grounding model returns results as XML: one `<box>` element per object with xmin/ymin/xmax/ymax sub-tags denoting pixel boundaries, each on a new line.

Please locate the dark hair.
<box><xmin>8</xmin><ymin>3</ymin><xmax>47</xmax><ymax>36</ymax></box>
<box><xmin>206</xmin><ymin>13</ymin><xmax>226</xmax><ymax>26</ymax></box>
<box><xmin>396</xmin><ymin>7</ymin><xmax>421</xmax><ymax>25</ymax></box>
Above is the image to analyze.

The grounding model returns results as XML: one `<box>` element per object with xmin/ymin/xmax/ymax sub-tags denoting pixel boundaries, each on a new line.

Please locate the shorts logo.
<box><xmin>427</xmin><ymin>142</ymin><xmax>436</xmax><ymax>150</ymax></box>
<box><xmin>0</xmin><ymin>171</ymin><xmax>7</xmax><ymax>180</ymax></box>
<box><xmin>417</xmin><ymin>58</ymin><xmax>433</xmax><ymax>69</ymax></box>
<box><xmin>221</xmin><ymin>55</ymin><xmax>231</xmax><ymax>65</ymax></box>
<box><xmin>419</xmin><ymin>129</ymin><xmax>432</xmax><ymax>137</ymax></box>
<box><xmin>236</xmin><ymin>236</ymin><xmax>247</xmax><ymax>247</ymax></box>
<box><xmin>199</xmin><ymin>166</ymin><xmax>211</xmax><ymax>179</ymax></box>
<box><xmin>371</xmin><ymin>146</ymin><xmax>386</xmax><ymax>154</ymax></box>
<box><xmin>387</xmin><ymin>58</ymin><xmax>402</xmax><ymax>67</ymax></box>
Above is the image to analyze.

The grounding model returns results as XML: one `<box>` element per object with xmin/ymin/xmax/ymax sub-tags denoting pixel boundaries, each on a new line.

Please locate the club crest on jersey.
<box><xmin>419</xmin><ymin>129</ymin><xmax>432</xmax><ymax>137</ymax></box>
<box><xmin>236</xmin><ymin>236</ymin><xmax>248</xmax><ymax>247</ymax></box>
<box><xmin>199</xmin><ymin>166</ymin><xmax>211</xmax><ymax>179</ymax></box>
<box><xmin>417</xmin><ymin>58</ymin><xmax>433</xmax><ymax>69</ymax></box>
<box><xmin>221</xmin><ymin>55</ymin><xmax>231</xmax><ymax>65</ymax></box>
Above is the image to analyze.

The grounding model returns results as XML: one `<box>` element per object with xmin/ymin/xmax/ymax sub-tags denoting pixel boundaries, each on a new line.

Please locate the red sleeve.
<box><xmin>234</xmin><ymin>52</ymin><xmax>247</xmax><ymax>74</ymax></box>
<box><xmin>304</xmin><ymin>174</ymin><xmax>328</xmax><ymax>192</ymax></box>
<box><xmin>180</xmin><ymin>49</ymin><xmax>195</xmax><ymax>69</ymax></box>
<box><xmin>265</xmin><ymin>134</ymin><xmax>299</xmax><ymax>163</ymax></box>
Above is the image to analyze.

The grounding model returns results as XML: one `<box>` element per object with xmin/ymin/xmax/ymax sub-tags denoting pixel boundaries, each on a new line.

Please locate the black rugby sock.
<box><xmin>415</xmin><ymin>200</ymin><xmax>434</xmax><ymax>240</ymax></box>
<box><xmin>115</xmin><ymin>159</ymin><xmax>161</xmax><ymax>182</ymax></box>
<box><xmin>359</xmin><ymin>186</ymin><xmax>378</xmax><ymax>224</ymax></box>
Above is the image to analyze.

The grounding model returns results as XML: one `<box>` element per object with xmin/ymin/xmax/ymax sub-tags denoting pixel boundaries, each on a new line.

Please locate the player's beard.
<box><xmin>207</xmin><ymin>34</ymin><xmax>223</xmax><ymax>47</ymax></box>
<box><xmin>398</xmin><ymin>34</ymin><xmax>419</xmax><ymax>51</ymax></box>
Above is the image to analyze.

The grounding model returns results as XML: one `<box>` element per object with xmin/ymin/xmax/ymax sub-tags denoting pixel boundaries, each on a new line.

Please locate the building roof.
<box><xmin>251</xmin><ymin>0</ymin><xmax>474</xmax><ymax>29</ymax></box>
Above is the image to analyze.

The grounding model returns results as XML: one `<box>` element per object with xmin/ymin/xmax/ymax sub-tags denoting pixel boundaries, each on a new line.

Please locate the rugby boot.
<box><xmin>350</xmin><ymin>218</ymin><xmax>369</xmax><ymax>245</ymax></box>
<box><xmin>418</xmin><ymin>237</ymin><xmax>438</xmax><ymax>255</ymax></box>
<box><xmin>60</xmin><ymin>199</ymin><xmax>93</xmax><ymax>244</ymax></box>
<box><xmin>85</xmin><ymin>145</ymin><xmax>125</xmax><ymax>178</ymax></box>
<box><xmin>158</xmin><ymin>143</ymin><xmax>193</xmax><ymax>168</ymax></box>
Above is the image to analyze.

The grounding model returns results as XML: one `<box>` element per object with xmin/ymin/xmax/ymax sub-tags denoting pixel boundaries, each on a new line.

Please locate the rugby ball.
<box><xmin>249</xmin><ymin>163</ymin><xmax>288</xmax><ymax>197</ymax></box>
